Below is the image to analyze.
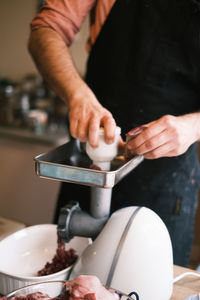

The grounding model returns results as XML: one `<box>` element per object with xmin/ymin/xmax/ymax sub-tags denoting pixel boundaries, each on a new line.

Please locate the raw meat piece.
<box><xmin>64</xmin><ymin>275</ymin><xmax>119</xmax><ymax>300</ymax></box>
<box><xmin>90</xmin><ymin>164</ymin><xmax>102</xmax><ymax>171</ymax></box>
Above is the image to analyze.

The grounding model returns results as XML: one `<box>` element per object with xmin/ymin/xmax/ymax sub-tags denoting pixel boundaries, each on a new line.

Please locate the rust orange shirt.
<box><xmin>31</xmin><ymin>0</ymin><xmax>116</xmax><ymax>50</ymax></box>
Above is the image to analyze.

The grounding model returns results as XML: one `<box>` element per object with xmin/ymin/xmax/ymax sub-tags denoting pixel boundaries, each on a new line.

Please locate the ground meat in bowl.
<box><xmin>64</xmin><ymin>275</ymin><xmax>119</xmax><ymax>300</ymax></box>
<box><xmin>37</xmin><ymin>235</ymin><xmax>78</xmax><ymax>276</ymax></box>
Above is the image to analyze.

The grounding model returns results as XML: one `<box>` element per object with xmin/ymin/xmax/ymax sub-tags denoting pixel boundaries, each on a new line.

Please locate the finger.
<box><xmin>141</xmin><ymin>115</ymin><xmax>170</xmax><ymax>129</ymax></box>
<box><xmin>101</xmin><ymin>114</ymin><xmax>116</xmax><ymax>144</ymax></box>
<box><xmin>88</xmin><ymin>116</ymin><xmax>101</xmax><ymax>147</ymax></box>
<box><xmin>143</xmin><ymin>142</ymin><xmax>175</xmax><ymax>159</ymax></box>
<box><xmin>127</xmin><ymin>125</ymin><xmax>148</xmax><ymax>137</ymax></box>
<box><xmin>76</xmin><ymin>118</ymin><xmax>90</xmax><ymax>142</ymax></box>
<box><xmin>127</xmin><ymin>121</ymin><xmax>166</xmax><ymax>150</ymax></box>
<box><xmin>69</xmin><ymin>117</ymin><xmax>79</xmax><ymax>139</ymax></box>
<box><xmin>131</xmin><ymin>129</ymin><xmax>172</xmax><ymax>155</ymax></box>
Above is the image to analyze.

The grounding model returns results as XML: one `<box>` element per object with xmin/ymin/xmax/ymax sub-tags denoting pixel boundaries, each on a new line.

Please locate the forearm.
<box><xmin>28</xmin><ymin>27</ymin><xmax>87</xmax><ymax>106</ymax></box>
<box><xmin>28</xmin><ymin>27</ymin><xmax>116</xmax><ymax>146</ymax></box>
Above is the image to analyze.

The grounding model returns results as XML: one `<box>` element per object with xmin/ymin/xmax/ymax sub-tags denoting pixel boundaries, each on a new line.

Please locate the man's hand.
<box><xmin>28</xmin><ymin>28</ymin><xmax>116</xmax><ymax>147</ymax></box>
<box><xmin>68</xmin><ymin>86</ymin><xmax>116</xmax><ymax>147</ymax></box>
<box><xmin>126</xmin><ymin>113</ymin><xmax>200</xmax><ymax>159</ymax></box>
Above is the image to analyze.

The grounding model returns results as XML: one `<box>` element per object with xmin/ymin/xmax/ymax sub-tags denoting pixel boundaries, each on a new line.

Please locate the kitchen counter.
<box><xmin>171</xmin><ymin>265</ymin><xmax>200</xmax><ymax>299</ymax></box>
<box><xmin>0</xmin><ymin>217</ymin><xmax>25</xmax><ymax>241</ymax></box>
<box><xmin>0</xmin><ymin>126</ymin><xmax>69</xmax><ymax>146</ymax></box>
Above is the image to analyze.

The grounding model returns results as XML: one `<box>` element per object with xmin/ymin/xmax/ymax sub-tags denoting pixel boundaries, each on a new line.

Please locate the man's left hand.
<box><xmin>126</xmin><ymin>113</ymin><xmax>200</xmax><ymax>159</ymax></box>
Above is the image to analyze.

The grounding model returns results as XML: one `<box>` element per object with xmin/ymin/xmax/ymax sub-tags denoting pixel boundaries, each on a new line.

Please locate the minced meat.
<box><xmin>37</xmin><ymin>235</ymin><xmax>78</xmax><ymax>276</ymax></box>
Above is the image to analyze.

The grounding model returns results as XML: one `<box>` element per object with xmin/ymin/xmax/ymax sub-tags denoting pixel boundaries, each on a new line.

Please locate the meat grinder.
<box><xmin>34</xmin><ymin>134</ymin><xmax>173</xmax><ymax>300</ymax></box>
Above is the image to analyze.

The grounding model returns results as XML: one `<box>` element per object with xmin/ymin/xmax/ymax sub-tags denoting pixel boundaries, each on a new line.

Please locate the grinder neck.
<box><xmin>57</xmin><ymin>186</ymin><xmax>112</xmax><ymax>242</ymax></box>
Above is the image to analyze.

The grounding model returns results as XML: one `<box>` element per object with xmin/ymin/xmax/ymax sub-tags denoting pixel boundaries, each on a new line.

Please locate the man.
<box><xmin>29</xmin><ymin>0</ymin><xmax>200</xmax><ymax>267</ymax></box>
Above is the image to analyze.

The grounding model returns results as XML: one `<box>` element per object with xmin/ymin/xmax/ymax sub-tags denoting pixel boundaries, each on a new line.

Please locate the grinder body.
<box><xmin>70</xmin><ymin>206</ymin><xmax>173</xmax><ymax>300</ymax></box>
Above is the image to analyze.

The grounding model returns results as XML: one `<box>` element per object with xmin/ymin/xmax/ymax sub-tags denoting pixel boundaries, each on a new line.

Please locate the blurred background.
<box><xmin>0</xmin><ymin>0</ymin><xmax>89</xmax><ymax>228</ymax></box>
<box><xmin>0</xmin><ymin>0</ymin><xmax>200</xmax><ymax>269</ymax></box>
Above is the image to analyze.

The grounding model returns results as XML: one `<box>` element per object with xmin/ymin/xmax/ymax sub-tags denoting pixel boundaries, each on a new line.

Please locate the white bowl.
<box><xmin>5</xmin><ymin>280</ymin><xmax>136</xmax><ymax>300</ymax></box>
<box><xmin>0</xmin><ymin>224</ymin><xmax>91</xmax><ymax>295</ymax></box>
<box><xmin>6</xmin><ymin>280</ymin><xmax>66</xmax><ymax>299</ymax></box>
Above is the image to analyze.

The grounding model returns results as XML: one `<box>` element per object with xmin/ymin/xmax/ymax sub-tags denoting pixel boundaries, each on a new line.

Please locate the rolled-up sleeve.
<box><xmin>30</xmin><ymin>0</ymin><xmax>96</xmax><ymax>46</ymax></box>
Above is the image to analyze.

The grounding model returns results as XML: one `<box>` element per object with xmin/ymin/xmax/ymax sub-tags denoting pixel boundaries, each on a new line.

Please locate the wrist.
<box><xmin>59</xmin><ymin>74</ymin><xmax>86</xmax><ymax>107</ymax></box>
<box><xmin>67</xmin><ymin>81</ymin><xmax>99</xmax><ymax>108</ymax></box>
<box><xmin>184</xmin><ymin>112</ymin><xmax>200</xmax><ymax>142</ymax></box>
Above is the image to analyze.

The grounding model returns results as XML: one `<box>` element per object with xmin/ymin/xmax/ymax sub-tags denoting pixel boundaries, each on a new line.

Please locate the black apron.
<box><xmin>55</xmin><ymin>0</ymin><xmax>200</xmax><ymax>267</ymax></box>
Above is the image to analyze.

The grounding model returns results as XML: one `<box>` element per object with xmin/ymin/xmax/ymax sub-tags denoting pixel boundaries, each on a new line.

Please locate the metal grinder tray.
<box><xmin>34</xmin><ymin>139</ymin><xmax>144</xmax><ymax>188</ymax></box>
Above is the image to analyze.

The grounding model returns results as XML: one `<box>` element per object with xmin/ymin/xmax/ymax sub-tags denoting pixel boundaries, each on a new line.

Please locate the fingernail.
<box><xmin>107</xmin><ymin>138</ymin><xmax>114</xmax><ymax>144</ymax></box>
<box><xmin>127</xmin><ymin>125</ymin><xmax>147</xmax><ymax>137</ymax></box>
<box><xmin>93</xmin><ymin>142</ymin><xmax>99</xmax><ymax>148</ymax></box>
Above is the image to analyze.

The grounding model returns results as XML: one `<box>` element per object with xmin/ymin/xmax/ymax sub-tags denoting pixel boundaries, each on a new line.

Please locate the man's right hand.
<box><xmin>28</xmin><ymin>28</ymin><xmax>116</xmax><ymax>148</ymax></box>
<box><xmin>68</xmin><ymin>85</ymin><xmax>116</xmax><ymax>147</ymax></box>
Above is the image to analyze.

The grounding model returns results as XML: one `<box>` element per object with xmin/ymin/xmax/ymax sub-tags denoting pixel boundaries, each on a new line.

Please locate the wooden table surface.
<box><xmin>171</xmin><ymin>265</ymin><xmax>200</xmax><ymax>299</ymax></box>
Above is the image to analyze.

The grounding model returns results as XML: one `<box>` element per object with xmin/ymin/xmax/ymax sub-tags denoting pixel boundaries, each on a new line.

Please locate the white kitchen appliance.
<box><xmin>34</xmin><ymin>136</ymin><xmax>174</xmax><ymax>300</ymax></box>
<box><xmin>70</xmin><ymin>206</ymin><xmax>173</xmax><ymax>300</ymax></box>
